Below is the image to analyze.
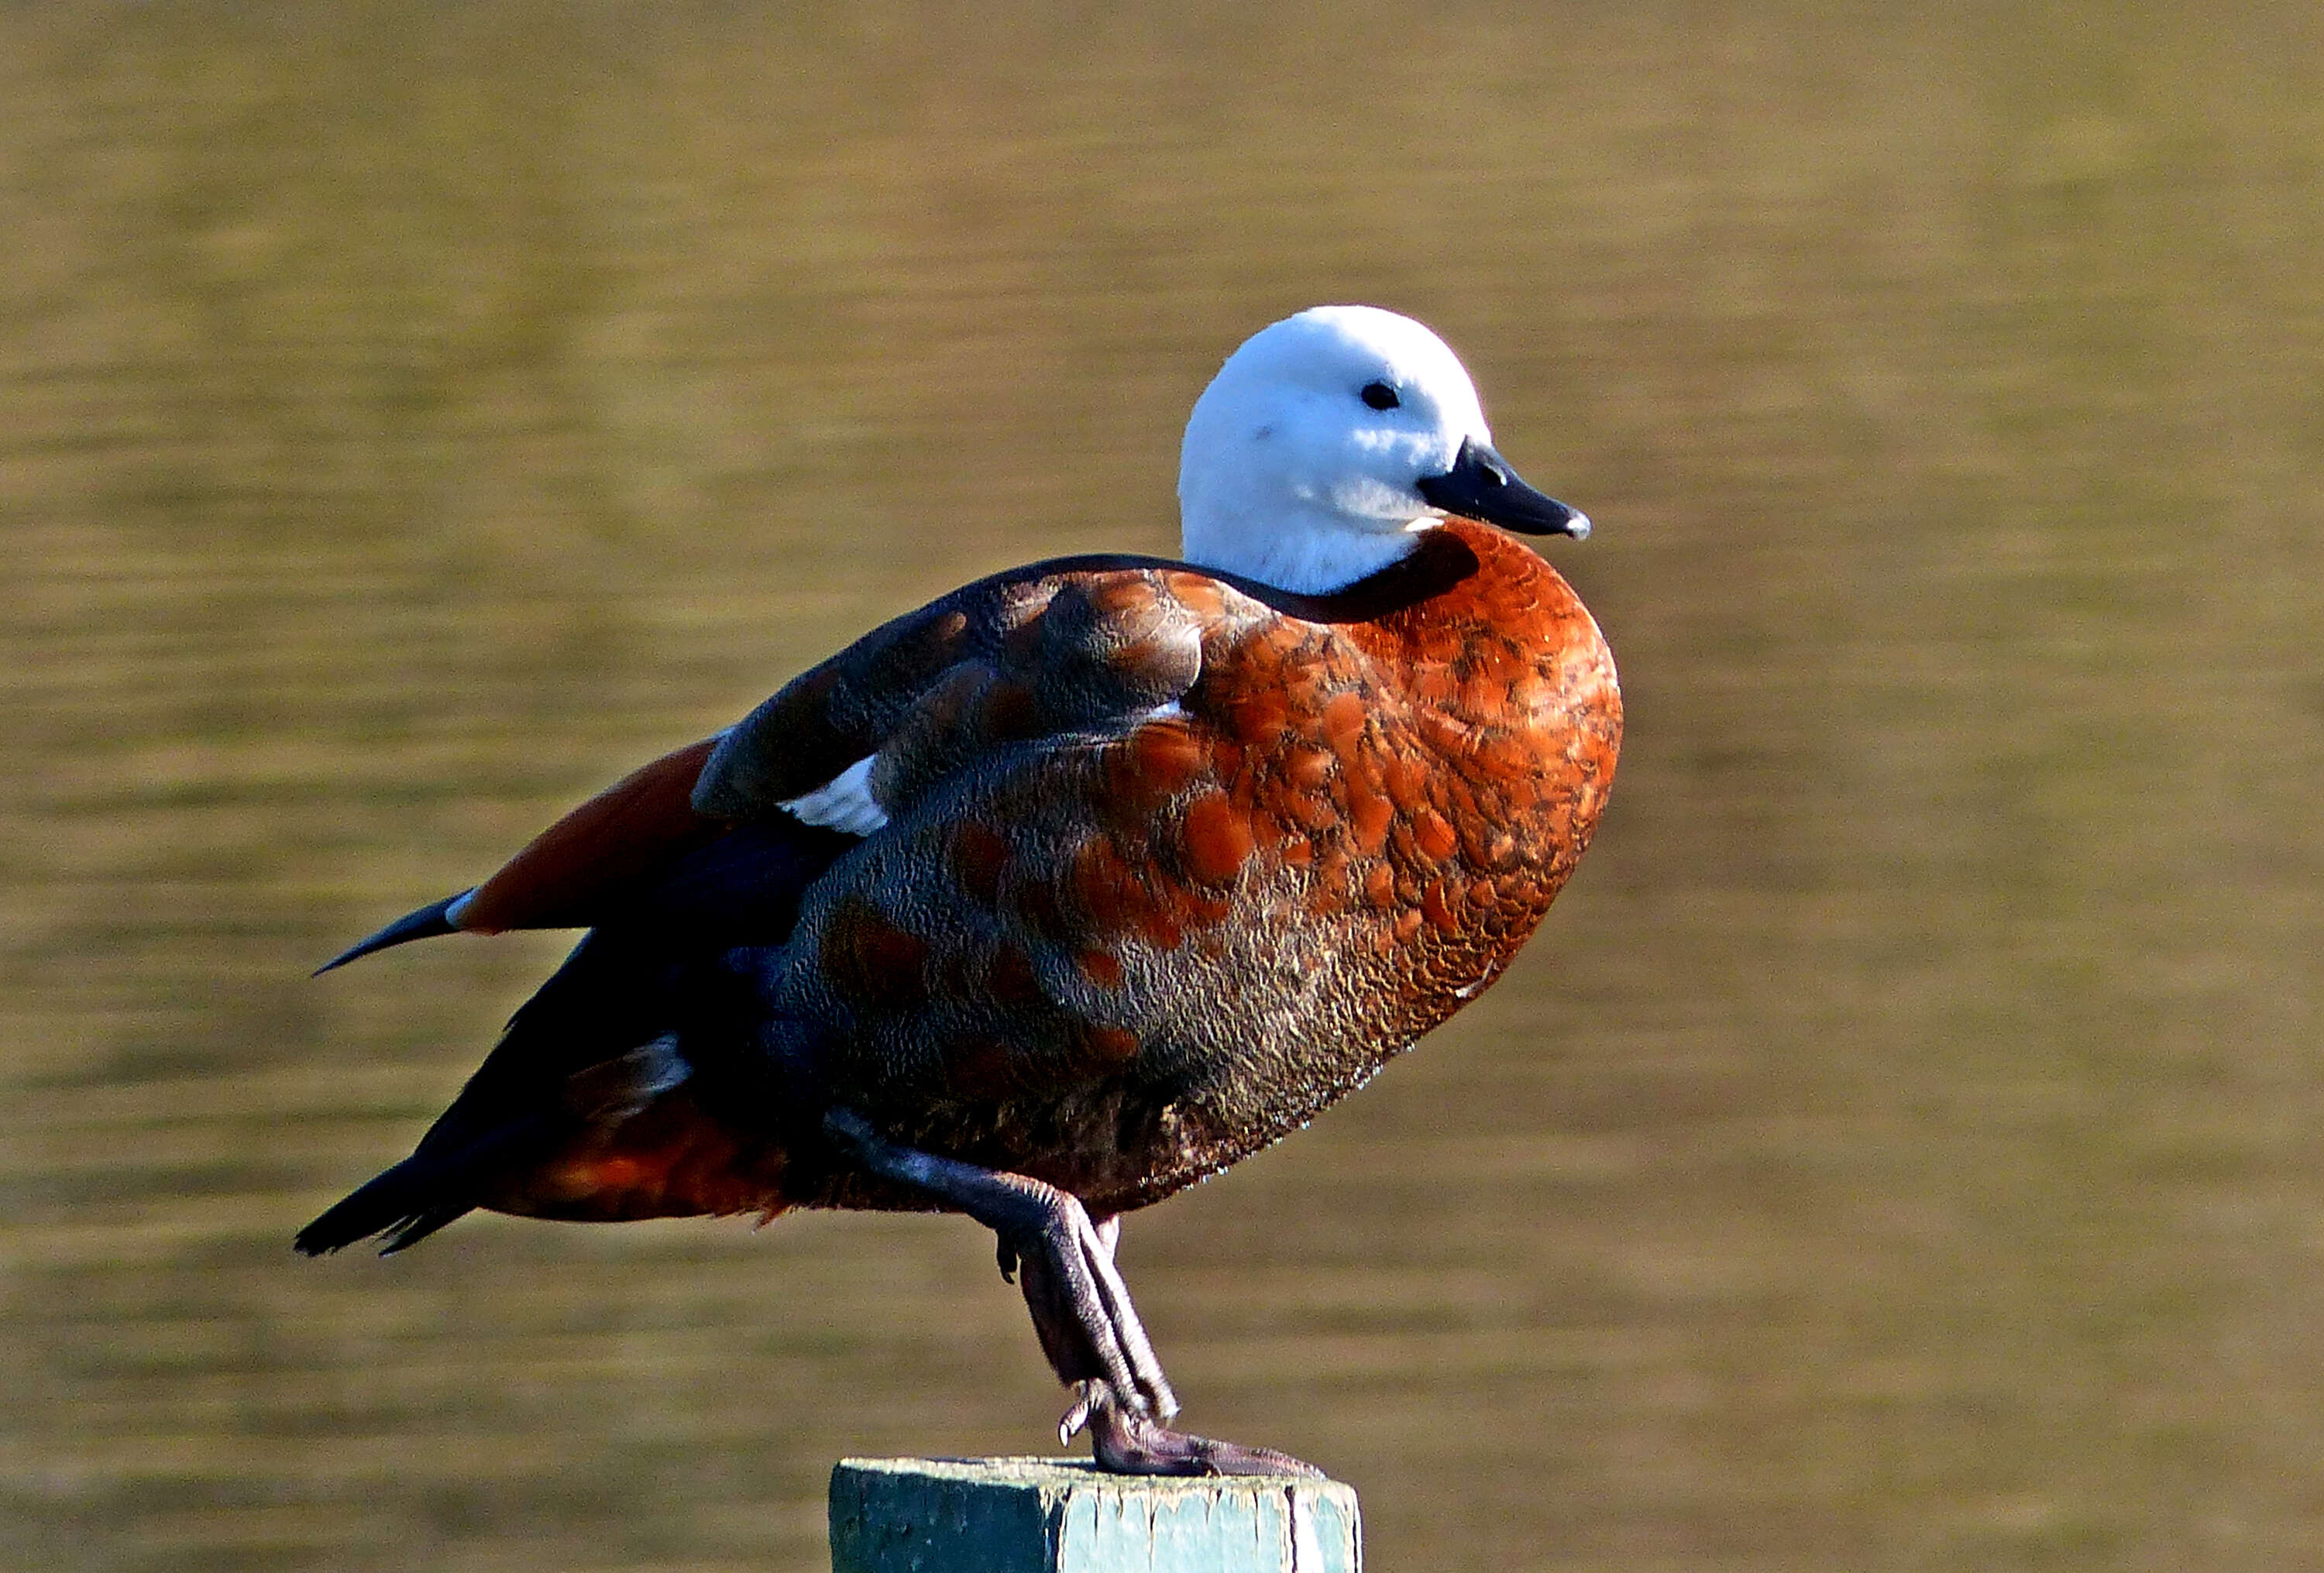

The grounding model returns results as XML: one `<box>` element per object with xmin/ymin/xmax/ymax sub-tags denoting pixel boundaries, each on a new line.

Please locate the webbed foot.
<box><xmin>1064</xmin><ymin>1380</ymin><xmax>1323</xmax><ymax>1478</ymax></box>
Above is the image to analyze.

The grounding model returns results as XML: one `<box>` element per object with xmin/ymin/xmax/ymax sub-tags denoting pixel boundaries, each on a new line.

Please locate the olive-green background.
<box><xmin>6</xmin><ymin>4</ymin><xmax>2319</xmax><ymax>1569</ymax></box>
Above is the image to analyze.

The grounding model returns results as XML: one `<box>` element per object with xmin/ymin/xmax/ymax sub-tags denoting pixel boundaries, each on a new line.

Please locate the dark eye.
<box><xmin>1360</xmin><ymin>381</ymin><xmax>1401</xmax><ymax>411</ymax></box>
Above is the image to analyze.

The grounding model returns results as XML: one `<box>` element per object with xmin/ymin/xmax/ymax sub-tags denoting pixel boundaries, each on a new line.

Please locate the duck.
<box><xmin>299</xmin><ymin>304</ymin><xmax>1623</xmax><ymax>1477</ymax></box>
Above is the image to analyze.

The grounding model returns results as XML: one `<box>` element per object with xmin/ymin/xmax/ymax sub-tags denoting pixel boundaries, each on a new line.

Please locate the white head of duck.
<box><xmin>1178</xmin><ymin>304</ymin><xmax>1591</xmax><ymax>596</ymax></box>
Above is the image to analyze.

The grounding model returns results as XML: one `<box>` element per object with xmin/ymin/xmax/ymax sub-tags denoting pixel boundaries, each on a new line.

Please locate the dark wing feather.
<box><xmin>304</xmin><ymin>555</ymin><xmax>1236</xmax><ymax>1248</ymax></box>
<box><xmin>313</xmin><ymin>734</ymin><xmax>728</xmax><ymax>973</ymax></box>
<box><xmin>312</xmin><ymin>892</ymin><xmax>470</xmax><ymax>975</ymax></box>
<box><xmin>693</xmin><ymin>553</ymin><xmax>1201</xmax><ymax>822</ymax></box>
<box><xmin>297</xmin><ymin>818</ymin><xmax>855</xmax><ymax>1252</ymax></box>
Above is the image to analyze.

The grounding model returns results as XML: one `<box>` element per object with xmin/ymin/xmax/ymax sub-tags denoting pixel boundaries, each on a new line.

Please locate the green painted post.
<box><xmin>830</xmin><ymin>1458</ymin><xmax>1361</xmax><ymax>1573</ymax></box>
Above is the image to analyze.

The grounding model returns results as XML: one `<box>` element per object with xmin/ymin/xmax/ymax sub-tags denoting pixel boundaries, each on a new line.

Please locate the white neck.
<box><xmin>1181</xmin><ymin>506</ymin><xmax>1431</xmax><ymax>595</ymax></box>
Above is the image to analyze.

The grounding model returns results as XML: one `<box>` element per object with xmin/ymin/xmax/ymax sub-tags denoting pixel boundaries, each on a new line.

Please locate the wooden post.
<box><xmin>830</xmin><ymin>1458</ymin><xmax>1361</xmax><ymax>1573</ymax></box>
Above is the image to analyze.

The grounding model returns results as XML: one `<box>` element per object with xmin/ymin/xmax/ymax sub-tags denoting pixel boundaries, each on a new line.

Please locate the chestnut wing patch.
<box><xmin>458</xmin><ymin>734</ymin><xmax>727</xmax><ymax>935</ymax></box>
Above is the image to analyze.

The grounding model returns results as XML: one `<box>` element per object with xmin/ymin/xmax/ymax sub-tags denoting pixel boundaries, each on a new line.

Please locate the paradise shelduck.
<box><xmin>300</xmin><ymin>305</ymin><xmax>1622</xmax><ymax>1475</ymax></box>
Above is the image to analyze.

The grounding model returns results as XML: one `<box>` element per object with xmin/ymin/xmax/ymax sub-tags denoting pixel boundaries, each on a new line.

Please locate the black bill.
<box><xmin>1417</xmin><ymin>437</ymin><xmax>1590</xmax><ymax>539</ymax></box>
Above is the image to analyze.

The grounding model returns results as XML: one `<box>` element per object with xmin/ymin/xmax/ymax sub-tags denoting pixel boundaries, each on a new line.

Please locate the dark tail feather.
<box><xmin>314</xmin><ymin>891</ymin><xmax>476</xmax><ymax>976</ymax></box>
<box><xmin>294</xmin><ymin>1114</ymin><xmax>556</xmax><ymax>1256</ymax></box>
<box><xmin>294</xmin><ymin>1164</ymin><xmax>475</xmax><ymax>1255</ymax></box>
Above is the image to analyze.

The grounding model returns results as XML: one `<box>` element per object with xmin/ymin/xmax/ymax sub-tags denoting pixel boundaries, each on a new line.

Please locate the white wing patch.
<box><xmin>781</xmin><ymin>754</ymin><xmax>889</xmax><ymax>836</ymax></box>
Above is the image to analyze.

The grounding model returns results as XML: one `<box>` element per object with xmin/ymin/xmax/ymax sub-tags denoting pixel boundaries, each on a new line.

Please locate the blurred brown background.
<box><xmin>5</xmin><ymin>3</ymin><xmax>2319</xmax><ymax>1569</ymax></box>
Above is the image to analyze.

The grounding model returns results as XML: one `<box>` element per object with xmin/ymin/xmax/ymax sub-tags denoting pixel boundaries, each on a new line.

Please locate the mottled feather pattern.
<box><xmin>728</xmin><ymin>520</ymin><xmax>1619</xmax><ymax>1216</ymax></box>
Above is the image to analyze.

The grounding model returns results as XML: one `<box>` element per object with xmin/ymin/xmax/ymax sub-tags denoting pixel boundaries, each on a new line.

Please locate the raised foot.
<box><xmin>1076</xmin><ymin>1383</ymin><xmax>1324</xmax><ymax>1479</ymax></box>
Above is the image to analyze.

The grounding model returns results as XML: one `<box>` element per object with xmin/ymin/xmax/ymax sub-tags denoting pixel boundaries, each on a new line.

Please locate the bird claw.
<box><xmin>1058</xmin><ymin>1381</ymin><xmax>1098</xmax><ymax>1444</ymax></box>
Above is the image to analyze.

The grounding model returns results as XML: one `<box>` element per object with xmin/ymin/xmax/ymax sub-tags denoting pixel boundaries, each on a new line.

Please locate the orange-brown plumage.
<box><xmin>578</xmin><ymin>519</ymin><xmax>1615</xmax><ymax>1216</ymax></box>
<box><xmin>302</xmin><ymin>304</ymin><xmax>1619</xmax><ymax>1477</ymax></box>
<box><xmin>457</xmin><ymin>733</ymin><xmax>725</xmax><ymax>934</ymax></box>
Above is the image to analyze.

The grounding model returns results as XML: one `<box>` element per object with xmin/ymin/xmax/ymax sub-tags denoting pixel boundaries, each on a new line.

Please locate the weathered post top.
<box><xmin>830</xmin><ymin>1458</ymin><xmax>1361</xmax><ymax>1573</ymax></box>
